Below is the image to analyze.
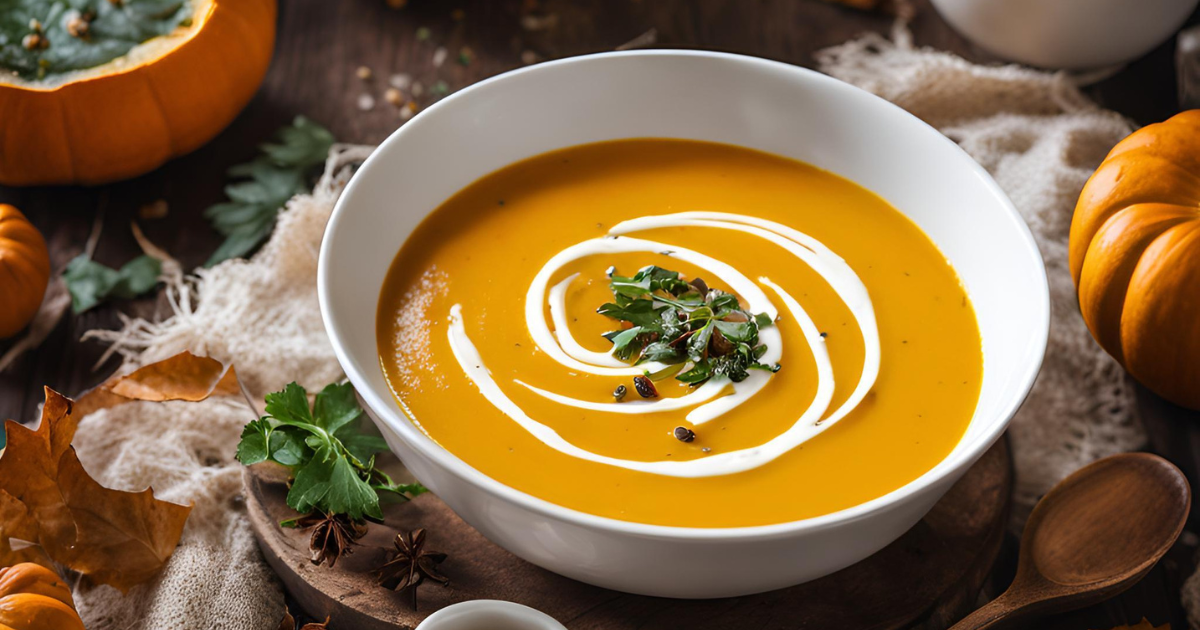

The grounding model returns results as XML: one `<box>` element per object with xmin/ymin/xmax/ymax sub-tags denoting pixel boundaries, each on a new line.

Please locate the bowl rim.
<box><xmin>319</xmin><ymin>49</ymin><xmax>1050</xmax><ymax>541</ymax></box>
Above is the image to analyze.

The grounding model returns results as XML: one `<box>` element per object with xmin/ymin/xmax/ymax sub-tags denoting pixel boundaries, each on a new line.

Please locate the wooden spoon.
<box><xmin>951</xmin><ymin>452</ymin><xmax>1190</xmax><ymax>630</ymax></box>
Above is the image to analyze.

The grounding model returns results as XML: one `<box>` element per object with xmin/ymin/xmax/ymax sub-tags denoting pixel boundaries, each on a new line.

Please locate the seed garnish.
<box><xmin>633</xmin><ymin>376</ymin><xmax>658</xmax><ymax>398</ymax></box>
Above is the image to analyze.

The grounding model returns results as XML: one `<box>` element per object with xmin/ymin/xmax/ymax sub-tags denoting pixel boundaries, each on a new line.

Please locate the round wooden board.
<box><xmin>246</xmin><ymin>437</ymin><xmax>1011</xmax><ymax>630</ymax></box>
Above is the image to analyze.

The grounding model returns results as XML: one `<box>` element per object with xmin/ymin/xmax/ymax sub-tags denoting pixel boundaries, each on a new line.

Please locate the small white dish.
<box><xmin>415</xmin><ymin>600</ymin><xmax>567</xmax><ymax>630</ymax></box>
<box><xmin>930</xmin><ymin>0</ymin><xmax>1198</xmax><ymax>69</ymax></box>
<box><xmin>319</xmin><ymin>50</ymin><xmax>1049</xmax><ymax>598</ymax></box>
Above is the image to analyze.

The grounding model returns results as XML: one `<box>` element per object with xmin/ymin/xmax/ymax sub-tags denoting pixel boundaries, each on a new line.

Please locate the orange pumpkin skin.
<box><xmin>0</xmin><ymin>0</ymin><xmax>276</xmax><ymax>187</ymax></box>
<box><xmin>1069</xmin><ymin>110</ymin><xmax>1200</xmax><ymax>410</ymax></box>
<box><xmin>0</xmin><ymin>205</ymin><xmax>50</xmax><ymax>339</ymax></box>
<box><xmin>0</xmin><ymin>564</ymin><xmax>84</xmax><ymax>630</ymax></box>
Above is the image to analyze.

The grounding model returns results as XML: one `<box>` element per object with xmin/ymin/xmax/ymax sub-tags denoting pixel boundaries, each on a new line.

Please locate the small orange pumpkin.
<box><xmin>0</xmin><ymin>0</ymin><xmax>276</xmax><ymax>186</ymax></box>
<box><xmin>0</xmin><ymin>205</ymin><xmax>50</xmax><ymax>339</ymax></box>
<box><xmin>0</xmin><ymin>563</ymin><xmax>84</xmax><ymax>630</ymax></box>
<box><xmin>1069</xmin><ymin>110</ymin><xmax>1200</xmax><ymax>410</ymax></box>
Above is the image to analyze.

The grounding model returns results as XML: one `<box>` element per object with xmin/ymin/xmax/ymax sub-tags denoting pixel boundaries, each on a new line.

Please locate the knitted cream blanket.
<box><xmin>68</xmin><ymin>33</ymin><xmax>1153</xmax><ymax>629</ymax></box>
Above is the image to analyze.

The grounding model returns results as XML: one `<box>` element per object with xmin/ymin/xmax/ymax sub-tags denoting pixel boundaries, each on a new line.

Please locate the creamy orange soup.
<box><xmin>377</xmin><ymin>139</ymin><xmax>981</xmax><ymax>528</ymax></box>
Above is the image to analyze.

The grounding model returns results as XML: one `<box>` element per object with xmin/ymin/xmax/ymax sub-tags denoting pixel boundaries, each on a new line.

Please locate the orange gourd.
<box><xmin>1069</xmin><ymin>110</ymin><xmax>1200</xmax><ymax>410</ymax></box>
<box><xmin>0</xmin><ymin>0</ymin><xmax>276</xmax><ymax>187</ymax></box>
<box><xmin>0</xmin><ymin>564</ymin><xmax>84</xmax><ymax>630</ymax></box>
<box><xmin>0</xmin><ymin>205</ymin><xmax>50</xmax><ymax>339</ymax></box>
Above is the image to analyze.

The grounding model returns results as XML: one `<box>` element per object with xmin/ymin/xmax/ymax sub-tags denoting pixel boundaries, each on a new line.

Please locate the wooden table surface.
<box><xmin>3</xmin><ymin>1</ymin><xmax>1199</xmax><ymax>628</ymax></box>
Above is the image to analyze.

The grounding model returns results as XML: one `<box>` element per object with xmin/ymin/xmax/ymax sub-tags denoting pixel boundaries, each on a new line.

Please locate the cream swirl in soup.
<box><xmin>446</xmin><ymin>212</ymin><xmax>881</xmax><ymax>478</ymax></box>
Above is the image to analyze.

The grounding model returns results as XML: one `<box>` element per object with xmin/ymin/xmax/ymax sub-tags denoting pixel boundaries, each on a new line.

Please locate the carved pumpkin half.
<box><xmin>1069</xmin><ymin>110</ymin><xmax>1200</xmax><ymax>410</ymax></box>
<box><xmin>0</xmin><ymin>0</ymin><xmax>276</xmax><ymax>186</ymax></box>
<box><xmin>0</xmin><ymin>205</ymin><xmax>50</xmax><ymax>339</ymax></box>
<box><xmin>0</xmin><ymin>563</ymin><xmax>84</xmax><ymax>630</ymax></box>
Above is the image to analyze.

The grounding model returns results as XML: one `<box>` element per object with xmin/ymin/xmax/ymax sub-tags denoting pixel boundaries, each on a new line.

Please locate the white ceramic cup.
<box><xmin>319</xmin><ymin>51</ymin><xmax>1050</xmax><ymax>598</ymax></box>
<box><xmin>414</xmin><ymin>600</ymin><xmax>567</xmax><ymax>630</ymax></box>
<box><xmin>930</xmin><ymin>0</ymin><xmax>1199</xmax><ymax>69</ymax></box>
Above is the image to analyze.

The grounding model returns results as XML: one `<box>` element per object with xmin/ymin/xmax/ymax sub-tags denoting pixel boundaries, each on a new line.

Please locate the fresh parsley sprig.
<box><xmin>598</xmin><ymin>266</ymin><xmax>780</xmax><ymax>385</ymax></box>
<box><xmin>236</xmin><ymin>381</ymin><xmax>426</xmax><ymax>522</ymax></box>
<box><xmin>204</xmin><ymin>117</ymin><xmax>334</xmax><ymax>267</ymax></box>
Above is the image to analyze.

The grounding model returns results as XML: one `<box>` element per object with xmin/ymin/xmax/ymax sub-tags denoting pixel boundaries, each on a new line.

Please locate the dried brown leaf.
<box><xmin>278</xmin><ymin>606</ymin><xmax>296</xmax><ymax>630</ymax></box>
<box><xmin>73</xmin><ymin>350</ymin><xmax>240</xmax><ymax>418</ymax></box>
<box><xmin>0</xmin><ymin>387</ymin><xmax>192</xmax><ymax>591</ymax></box>
<box><xmin>0</xmin><ymin>352</ymin><xmax>240</xmax><ymax>591</ymax></box>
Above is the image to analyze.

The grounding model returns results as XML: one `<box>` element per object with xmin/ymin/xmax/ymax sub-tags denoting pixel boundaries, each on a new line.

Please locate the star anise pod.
<box><xmin>374</xmin><ymin>528</ymin><xmax>449</xmax><ymax>609</ymax></box>
<box><xmin>294</xmin><ymin>511</ymin><xmax>367</xmax><ymax>567</ymax></box>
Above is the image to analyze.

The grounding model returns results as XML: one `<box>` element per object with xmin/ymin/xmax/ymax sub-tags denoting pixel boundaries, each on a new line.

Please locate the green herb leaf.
<box><xmin>63</xmin><ymin>253</ymin><xmax>161</xmax><ymax>314</ymax></box>
<box><xmin>597</xmin><ymin>299</ymin><xmax>661</xmax><ymax>329</ymax></box>
<box><xmin>204</xmin><ymin>117</ymin><xmax>334</xmax><ymax>267</ymax></box>
<box><xmin>264</xmin><ymin>382</ymin><xmax>315</xmax><ymax>426</ymax></box>
<box><xmin>234</xmin><ymin>418</ymin><xmax>273</xmax><ymax>465</ymax></box>
<box><xmin>236</xmin><ymin>380</ymin><xmax>425</xmax><ymax>523</ymax></box>
<box><xmin>597</xmin><ymin>264</ymin><xmax>780</xmax><ymax>386</ymax></box>
<box><xmin>714</xmin><ymin>320</ymin><xmax>758</xmax><ymax>344</ymax></box>
<box><xmin>687</xmin><ymin>321</ymin><xmax>715</xmax><ymax>362</ymax></box>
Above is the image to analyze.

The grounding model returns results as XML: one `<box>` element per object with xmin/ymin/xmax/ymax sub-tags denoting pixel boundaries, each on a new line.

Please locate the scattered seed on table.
<box><xmin>433</xmin><ymin>46</ymin><xmax>448</xmax><ymax>67</ymax></box>
<box><xmin>385</xmin><ymin>88</ymin><xmax>404</xmax><ymax>107</ymax></box>
<box><xmin>389</xmin><ymin>73</ymin><xmax>412</xmax><ymax>90</ymax></box>
<box><xmin>356</xmin><ymin>65</ymin><xmax>372</xmax><ymax>80</ymax></box>
<box><xmin>400</xmin><ymin>101</ymin><xmax>418</xmax><ymax>120</ymax></box>
<box><xmin>357</xmin><ymin>93</ymin><xmax>376</xmax><ymax>111</ymax></box>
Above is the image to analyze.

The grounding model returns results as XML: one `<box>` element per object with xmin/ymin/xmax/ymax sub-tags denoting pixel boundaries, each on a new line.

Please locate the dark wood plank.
<box><xmin>3</xmin><ymin>1</ymin><xmax>1198</xmax><ymax>628</ymax></box>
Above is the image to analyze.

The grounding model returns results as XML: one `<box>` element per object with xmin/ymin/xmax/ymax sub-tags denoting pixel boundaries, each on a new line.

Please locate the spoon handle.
<box><xmin>948</xmin><ymin>592</ymin><xmax>1020</xmax><ymax>630</ymax></box>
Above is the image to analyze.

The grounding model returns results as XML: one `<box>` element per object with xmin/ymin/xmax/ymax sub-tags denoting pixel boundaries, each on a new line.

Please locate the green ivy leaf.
<box><xmin>63</xmin><ymin>253</ymin><xmax>161</xmax><ymax>314</ymax></box>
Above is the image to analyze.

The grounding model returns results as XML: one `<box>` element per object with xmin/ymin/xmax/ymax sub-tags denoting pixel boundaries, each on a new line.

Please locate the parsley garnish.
<box><xmin>598</xmin><ymin>266</ymin><xmax>780</xmax><ymax>385</ymax></box>
<box><xmin>204</xmin><ymin>117</ymin><xmax>334</xmax><ymax>267</ymax></box>
<box><xmin>236</xmin><ymin>381</ymin><xmax>427</xmax><ymax>522</ymax></box>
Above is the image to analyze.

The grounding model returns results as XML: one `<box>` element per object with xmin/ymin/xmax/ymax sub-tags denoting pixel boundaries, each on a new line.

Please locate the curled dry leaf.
<box><xmin>0</xmin><ymin>351</ymin><xmax>239</xmax><ymax>591</ymax></box>
<box><xmin>278</xmin><ymin>606</ymin><xmax>332</xmax><ymax>630</ymax></box>
<box><xmin>278</xmin><ymin>606</ymin><xmax>295</xmax><ymax>630</ymax></box>
<box><xmin>73</xmin><ymin>350</ymin><xmax>240</xmax><ymax>419</ymax></box>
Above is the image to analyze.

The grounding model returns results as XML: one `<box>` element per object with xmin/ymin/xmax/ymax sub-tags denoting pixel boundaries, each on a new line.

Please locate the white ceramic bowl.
<box><xmin>931</xmin><ymin>0</ymin><xmax>1198</xmax><ymax>69</ymax></box>
<box><xmin>319</xmin><ymin>51</ymin><xmax>1049</xmax><ymax>599</ymax></box>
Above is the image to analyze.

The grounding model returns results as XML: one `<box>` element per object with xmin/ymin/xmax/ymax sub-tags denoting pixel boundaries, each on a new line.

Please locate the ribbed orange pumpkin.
<box><xmin>0</xmin><ymin>205</ymin><xmax>50</xmax><ymax>339</ymax></box>
<box><xmin>0</xmin><ymin>0</ymin><xmax>276</xmax><ymax>187</ymax></box>
<box><xmin>0</xmin><ymin>564</ymin><xmax>84</xmax><ymax>630</ymax></box>
<box><xmin>1069</xmin><ymin>110</ymin><xmax>1200</xmax><ymax>410</ymax></box>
